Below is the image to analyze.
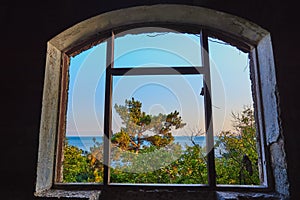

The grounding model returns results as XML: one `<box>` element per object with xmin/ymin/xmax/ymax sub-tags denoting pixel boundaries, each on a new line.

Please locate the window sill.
<box><xmin>216</xmin><ymin>191</ymin><xmax>282</xmax><ymax>200</ymax></box>
<box><xmin>34</xmin><ymin>189</ymin><xmax>101</xmax><ymax>200</ymax></box>
<box><xmin>35</xmin><ymin>189</ymin><xmax>282</xmax><ymax>200</ymax></box>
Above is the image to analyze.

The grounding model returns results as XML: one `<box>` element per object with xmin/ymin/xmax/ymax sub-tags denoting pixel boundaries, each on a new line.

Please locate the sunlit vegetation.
<box><xmin>62</xmin><ymin>142</ymin><xmax>95</xmax><ymax>182</ymax></box>
<box><xmin>215</xmin><ymin>107</ymin><xmax>260</xmax><ymax>185</ymax></box>
<box><xmin>62</xmin><ymin>99</ymin><xmax>260</xmax><ymax>185</ymax></box>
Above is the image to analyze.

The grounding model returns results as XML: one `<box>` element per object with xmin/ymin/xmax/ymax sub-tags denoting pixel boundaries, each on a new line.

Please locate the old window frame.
<box><xmin>35</xmin><ymin>4</ymin><xmax>288</xmax><ymax>199</ymax></box>
<box><xmin>59</xmin><ymin>28</ymin><xmax>216</xmax><ymax>186</ymax></box>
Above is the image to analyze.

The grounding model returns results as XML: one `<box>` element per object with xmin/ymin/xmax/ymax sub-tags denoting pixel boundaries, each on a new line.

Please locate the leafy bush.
<box><xmin>62</xmin><ymin>101</ymin><xmax>260</xmax><ymax>185</ymax></box>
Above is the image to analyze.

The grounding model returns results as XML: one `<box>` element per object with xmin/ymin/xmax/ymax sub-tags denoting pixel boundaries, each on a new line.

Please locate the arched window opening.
<box><xmin>35</xmin><ymin>5</ymin><xmax>288</xmax><ymax>199</ymax></box>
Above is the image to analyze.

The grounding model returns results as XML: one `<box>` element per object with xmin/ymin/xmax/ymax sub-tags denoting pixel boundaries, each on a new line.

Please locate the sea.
<box><xmin>66</xmin><ymin>136</ymin><xmax>208</xmax><ymax>152</ymax></box>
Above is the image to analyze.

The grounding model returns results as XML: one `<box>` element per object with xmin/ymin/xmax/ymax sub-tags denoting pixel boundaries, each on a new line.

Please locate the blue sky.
<box><xmin>66</xmin><ymin>29</ymin><xmax>253</xmax><ymax>137</ymax></box>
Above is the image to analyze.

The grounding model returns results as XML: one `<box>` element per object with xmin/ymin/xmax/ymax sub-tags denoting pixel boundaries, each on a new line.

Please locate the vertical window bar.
<box><xmin>200</xmin><ymin>30</ymin><xmax>216</xmax><ymax>187</ymax></box>
<box><xmin>103</xmin><ymin>32</ymin><xmax>114</xmax><ymax>185</ymax></box>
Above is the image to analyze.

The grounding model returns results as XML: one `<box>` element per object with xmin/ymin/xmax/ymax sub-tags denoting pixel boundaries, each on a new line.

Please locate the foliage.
<box><xmin>165</xmin><ymin>145</ymin><xmax>208</xmax><ymax>184</ymax></box>
<box><xmin>113</xmin><ymin>97</ymin><xmax>186</xmax><ymax>153</ymax></box>
<box><xmin>215</xmin><ymin>106</ymin><xmax>260</xmax><ymax>185</ymax></box>
<box><xmin>110</xmin><ymin>144</ymin><xmax>207</xmax><ymax>184</ymax></box>
<box><xmin>62</xmin><ymin>140</ymin><xmax>95</xmax><ymax>182</ymax></box>
<box><xmin>88</xmin><ymin>138</ymin><xmax>104</xmax><ymax>183</ymax></box>
<box><xmin>62</xmin><ymin>102</ymin><xmax>260</xmax><ymax>186</ymax></box>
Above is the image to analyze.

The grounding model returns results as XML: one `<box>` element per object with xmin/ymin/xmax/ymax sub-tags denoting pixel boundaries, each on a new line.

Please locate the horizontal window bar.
<box><xmin>109</xmin><ymin>67</ymin><xmax>205</xmax><ymax>76</ymax></box>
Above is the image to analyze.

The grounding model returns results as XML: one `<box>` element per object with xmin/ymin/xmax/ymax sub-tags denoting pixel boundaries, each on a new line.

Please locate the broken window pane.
<box><xmin>114</xmin><ymin>27</ymin><xmax>202</xmax><ymax>68</ymax></box>
<box><xmin>208</xmin><ymin>37</ymin><xmax>261</xmax><ymax>185</ymax></box>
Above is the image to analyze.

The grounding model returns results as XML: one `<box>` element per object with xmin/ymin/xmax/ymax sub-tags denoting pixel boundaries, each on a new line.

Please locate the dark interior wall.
<box><xmin>0</xmin><ymin>0</ymin><xmax>299</xmax><ymax>199</ymax></box>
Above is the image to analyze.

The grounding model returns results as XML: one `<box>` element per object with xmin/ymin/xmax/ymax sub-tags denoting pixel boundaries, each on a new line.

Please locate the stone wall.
<box><xmin>1</xmin><ymin>0</ymin><xmax>299</xmax><ymax>199</ymax></box>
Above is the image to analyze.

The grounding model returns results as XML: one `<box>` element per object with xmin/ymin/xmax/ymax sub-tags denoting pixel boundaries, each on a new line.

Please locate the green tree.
<box><xmin>109</xmin><ymin>98</ymin><xmax>187</xmax><ymax>182</ymax></box>
<box><xmin>110</xmin><ymin>144</ymin><xmax>208</xmax><ymax>184</ymax></box>
<box><xmin>88</xmin><ymin>138</ymin><xmax>104</xmax><ymax>183</ymax></box>
<box><xmin>215</xmin><ymin>106</ymin><xmax>260</xmax><ymax>185</ymax></box>
<box><xmin>62</xmin><ymin>104</ymin><xmax>260</xmax><ymax>185</ymax></box>
<box><xmin>62</xmin><ymin>140</ymin><xmax>95</xmax><ymax>182</ymax></box>
<box><xmin>113</xmin><ymin>97</ymin><xmax>186</xmax><ymax>153</ymax></box>
<box><xmin>165</xmin><ymin>144</ymin><xmax>208</xmax><ymax>184</ymax></box>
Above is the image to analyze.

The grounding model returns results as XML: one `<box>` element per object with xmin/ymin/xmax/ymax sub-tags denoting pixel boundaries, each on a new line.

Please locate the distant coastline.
<box><xmin>66</xmin><ymin>135</ymin><xmax>207</xmax><ymax>152</ymax></box>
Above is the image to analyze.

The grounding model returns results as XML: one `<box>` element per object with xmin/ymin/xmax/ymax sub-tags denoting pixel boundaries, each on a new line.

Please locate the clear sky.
<box><xmin>66</xmin><ymin>28</ymin><xmax>253</xmax><ymax>137</ymax></box>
